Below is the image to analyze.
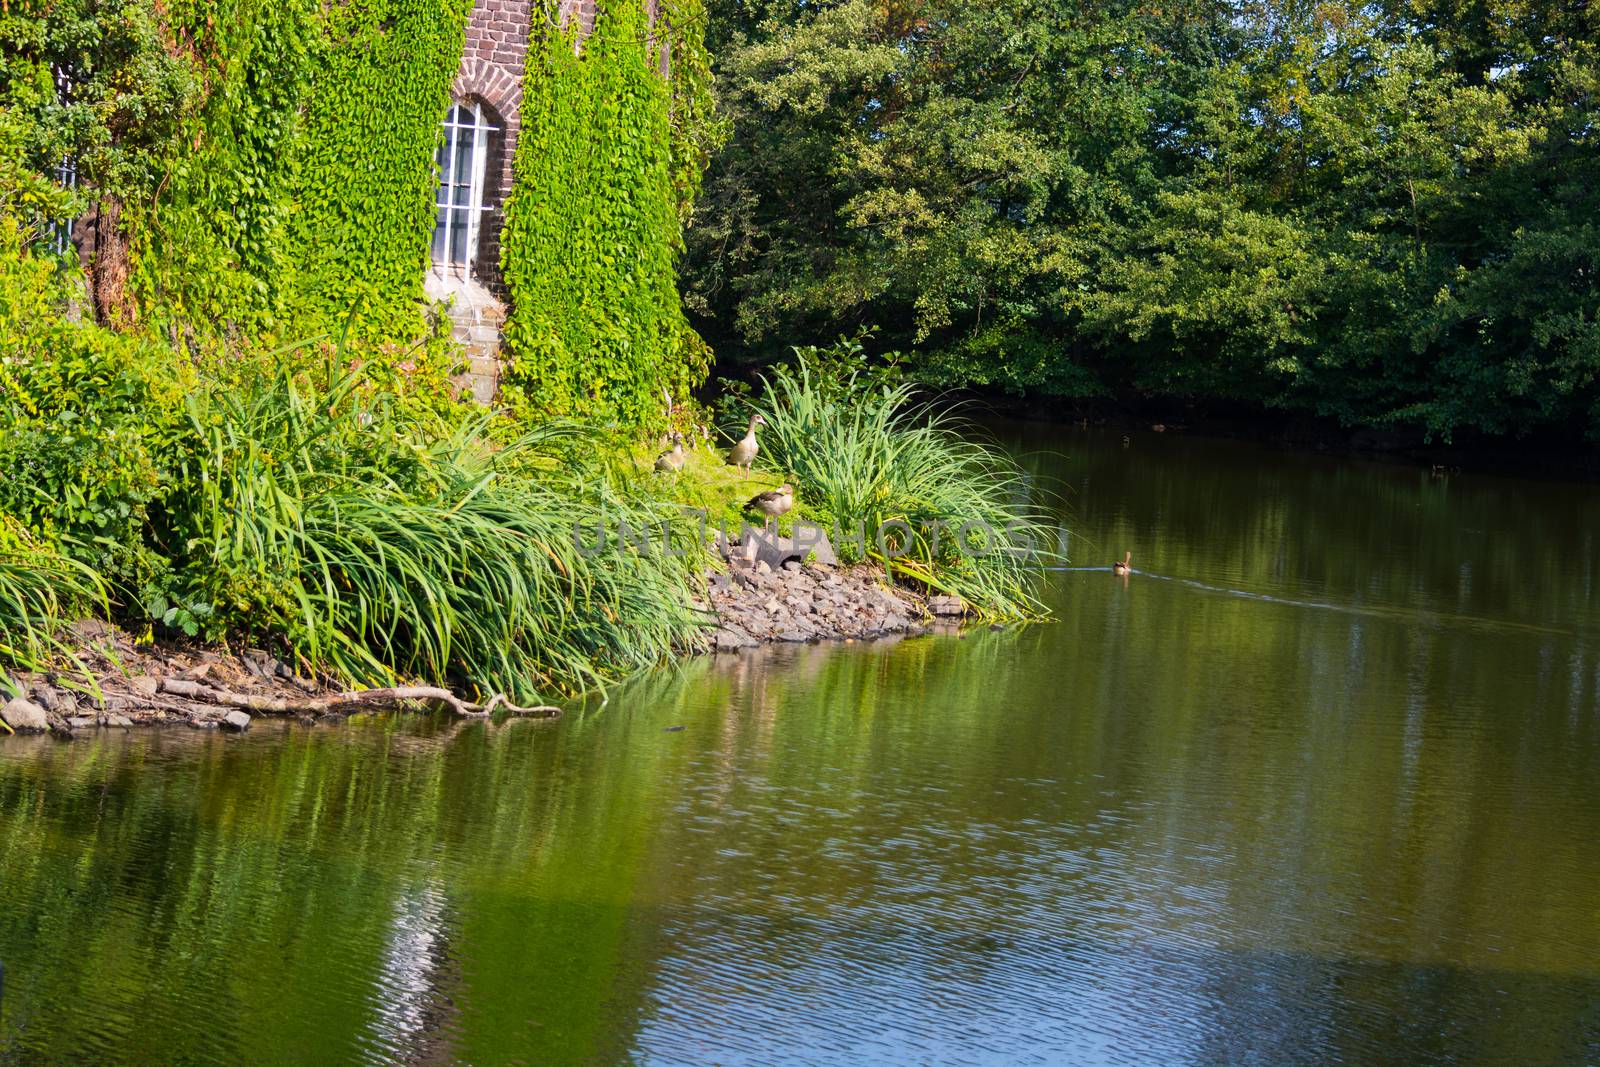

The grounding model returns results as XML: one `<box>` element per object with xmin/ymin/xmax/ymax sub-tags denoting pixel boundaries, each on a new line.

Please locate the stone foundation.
<box><xmin>426</xmin><ymin>270</ymin><xmax>505</xmax><ymax>404</ymax></box>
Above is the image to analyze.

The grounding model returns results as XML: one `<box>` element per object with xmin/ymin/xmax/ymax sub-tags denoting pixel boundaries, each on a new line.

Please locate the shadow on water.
<box><xmin>3</xmin><ymin>424</ymin><xmax>1600</xmax><ymax>1064</ymax></box>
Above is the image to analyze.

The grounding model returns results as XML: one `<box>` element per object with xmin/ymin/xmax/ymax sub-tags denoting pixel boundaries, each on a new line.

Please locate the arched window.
<box><xmin>431</xmin><ymin>102</ymin><xmax>499</xmax><ymax>273</ymax></box>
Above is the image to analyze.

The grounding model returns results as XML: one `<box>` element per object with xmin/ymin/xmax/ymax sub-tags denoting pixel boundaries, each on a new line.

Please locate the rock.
<box><xmin>221</xmin><ymin>710</ymin><xmax>252</xmax><ymax>731</ymax></box>
<box><xmin>1</xmin><ymin>697</ymin><xmax>49</xmax><ymax>733</ymax></box>
<box><xmin>67</xmin><ymin>716</ymin><xmax>97</xmax><ymax>730</ymax></box>
<box><xmin>105</xmin><ymin>715</ymin><xmax>135</xmax><ymax>728</ymax></box>
<box><xmin>776</xmin><ymin>630</ymin><xmax>810</xmax><ymax>643</ymax></box>
<box><xmin>929</xmin><ymin>595</ymin><xmax>966</xmax><ymax>617</ymax></box>
<box><xmin>740</xmin><ymin>528</ymin><xmax>840</xmax><ymax>569</ymax></box>
<box><xmin>714</xmin><ymin>627</ymin><xmax>757</xmax><ymax>651</ymax></box>
<box><xmin>129</xmin><ymin>675</ymin><xmax>161</xmax><ymax>696</ymax></box>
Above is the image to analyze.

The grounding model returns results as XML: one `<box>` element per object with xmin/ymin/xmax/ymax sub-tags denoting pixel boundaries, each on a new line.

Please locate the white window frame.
<box><xmin>52</xmin><ymin>64</ymin><xmax>77</xmax><ymax>256</ymax></box>
<box><xmin>432</xmin><ymin>102</ymin><xmax>498</xmax><ymax>276</ymax></box>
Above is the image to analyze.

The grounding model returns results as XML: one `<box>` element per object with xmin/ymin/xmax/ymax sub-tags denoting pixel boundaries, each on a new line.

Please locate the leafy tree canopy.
<box><xmin>687</xmin><ymin>0</ymin><xmax>1600</xmax><ymax>440</ymax></box>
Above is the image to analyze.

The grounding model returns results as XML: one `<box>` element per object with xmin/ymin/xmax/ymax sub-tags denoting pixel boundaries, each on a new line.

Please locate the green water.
<box><xmin>3</xmin><ymin>426</ymin><xmax>1600</xmax><ymax>1065</ymax></box>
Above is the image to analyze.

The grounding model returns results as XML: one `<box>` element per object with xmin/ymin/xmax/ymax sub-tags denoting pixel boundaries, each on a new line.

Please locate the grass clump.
<box><xmin>0</xmin><ymin>518</ymin><xmax>105</xmax><ymax>688</ymax></box>
<box><xmin>170</xmin><ymin>355</ymin><xmax>707</xmax><ymax>702</ymax></box>
<box><xmin>747</xmin><ymin>338</ymin><xmax>1056</xmax><ymax>620</ymax></box>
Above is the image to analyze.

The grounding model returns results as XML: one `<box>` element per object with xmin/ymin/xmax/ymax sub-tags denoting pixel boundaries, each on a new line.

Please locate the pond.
<box><xmin>2</xmin><ymin>425</ymin><xmax>1599</xmax><ymax>1065</ymax></box>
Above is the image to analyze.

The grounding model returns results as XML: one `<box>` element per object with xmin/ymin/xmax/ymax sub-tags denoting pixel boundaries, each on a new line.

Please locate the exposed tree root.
<box><xmin>158</xmin><ymin>678</ymin><xmax>561</xmax><ymax>719</ymax></box>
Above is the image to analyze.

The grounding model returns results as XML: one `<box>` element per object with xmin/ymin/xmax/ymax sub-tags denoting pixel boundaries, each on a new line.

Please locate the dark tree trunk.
<box><xmin>90</xmin><ymin>195</ymin><xmax>134</xmax><ymax>326</ymax></box>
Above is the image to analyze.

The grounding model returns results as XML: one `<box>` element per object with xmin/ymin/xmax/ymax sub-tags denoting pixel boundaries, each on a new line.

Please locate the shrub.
<box><xmin>752</xmin><ymin>337</ymin><xmax>1055</xmax><ymax>620</ymax></box>
<box><xmin>0</xmin><ymin>214</ymin><xmax>195</xmax><ymax>589</ymax></box>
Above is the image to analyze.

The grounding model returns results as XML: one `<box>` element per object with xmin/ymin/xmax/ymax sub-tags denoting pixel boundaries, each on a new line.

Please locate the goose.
<box><xmin>1113</xmin><ymin>552</ymin><xmax>1132</xmax><ymax>576</ymax></box>
<box><xmin>745</xmin><ymin>484</ymin><xmax>794</xmax><ymax>522</ymax></box>
<box><xmin>654</xmin><ymin>432</ymin><xmax>686</xmax><ymax>473</ymax></box>
<box><xmin>726</xmin><ymin>413</ymin><xmax>766</xmax><ymax>478</ymax></box>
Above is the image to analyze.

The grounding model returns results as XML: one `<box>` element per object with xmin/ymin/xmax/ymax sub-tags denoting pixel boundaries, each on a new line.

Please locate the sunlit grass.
<box><xmin>177</xmin><ymin>358</ymin><xmax>709</xmax><ymax>702</ymax></box>
<box><xmin>0</xmin><ymin>518</ymin><xmax>105</xmax><ymax>692</ymax></box>
<box><xmin>749</xmin><ymin>358</ymin><xmax>1056</xmax><ymax>620</ymax></box>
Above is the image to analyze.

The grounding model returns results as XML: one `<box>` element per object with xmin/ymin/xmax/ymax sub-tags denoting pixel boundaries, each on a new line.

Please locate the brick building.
<box><xmin>426</xmin><ymin>0</ymin><xmax>598</xmax><ymax>402</ymax></box>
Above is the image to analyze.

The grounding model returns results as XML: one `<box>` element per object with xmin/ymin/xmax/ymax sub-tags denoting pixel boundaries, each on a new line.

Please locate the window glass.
<box><xmin>430</xmin><ymin>103</ymin><xmax>498</xmax><ymax>269</ymax></box>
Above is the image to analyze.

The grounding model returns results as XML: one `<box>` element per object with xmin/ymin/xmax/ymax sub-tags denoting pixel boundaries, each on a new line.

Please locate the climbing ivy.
<box><xmin>120</xmin><ymin>0</ymin><xmax>470</xmax><ymax>345</ymax></box>
<box><xmin>286</xmin><ymin>0</ymin><xmax>471</xmax><ymax>340</ymax></box>
<box><xmin>8</xmin><ymin>0</ymin><xmax>716</xmax><ymax>412</ymax></box>
<box><xmin>498</xmin><ymin>0</ymin><xmax>715</xmax><ymax>425</ymax></box>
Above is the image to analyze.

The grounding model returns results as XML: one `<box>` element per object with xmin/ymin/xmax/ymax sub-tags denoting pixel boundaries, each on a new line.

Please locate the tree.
<box><xmin>688</xmin><ymin>0</ymin><xmax>1600</xmax><ymax>441</ymax></box>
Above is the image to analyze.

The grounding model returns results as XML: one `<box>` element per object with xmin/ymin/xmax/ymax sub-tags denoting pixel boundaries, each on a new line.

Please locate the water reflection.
<box><xmin>2</xmin><ymin>427</ymin><xmax>1600</xmax><ymax>1064</ymax></box>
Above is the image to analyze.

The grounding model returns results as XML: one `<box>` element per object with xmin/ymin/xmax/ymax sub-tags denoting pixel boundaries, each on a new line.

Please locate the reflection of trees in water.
<box><xmin>4</xmin><ymin>462</ymin><xmax>1600</xmax><ymax>1067</ymax></box>
<box><xmin>0</xmin><ymin>716</ymin><xmax>683</xmax><ymax>1064</ymax></box>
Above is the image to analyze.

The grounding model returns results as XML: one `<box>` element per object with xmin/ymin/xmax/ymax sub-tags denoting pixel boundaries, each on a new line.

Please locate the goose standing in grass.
<box><xmin>1113</xmin><ymin>551</ymin><xmax>1132</xmax><ymax>576</ymax></box>
<box><xmin>726</xmin><ymin>413</ymin><xmax>766</xmax><ymax>479</ymax></box>
<box><xmin>654</xmin><ymin>432</ymin><xmax>686</xmax><ymax>473</ymax></box>
<box><xmin>745</xmin><ymin>484</ymin><xmax>794</xmax><ymax>522</ymax></box>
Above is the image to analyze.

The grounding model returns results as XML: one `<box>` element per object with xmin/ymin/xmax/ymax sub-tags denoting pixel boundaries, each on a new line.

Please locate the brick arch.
<box><xmin>452</xmin><ymin>59</ymin><xmax>522</xmax><ymax>127</ymax></box>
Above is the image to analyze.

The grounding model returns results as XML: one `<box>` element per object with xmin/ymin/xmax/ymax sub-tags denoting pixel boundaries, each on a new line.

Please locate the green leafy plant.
<box><xmin>752</xmin><ymin>340</ymin><xmax>1056</xmax><ymax>620</ymax></box>
<box><xmin>498</xmin><ymin>0</ymin><xmax>714</xmax><ymax>425</ymax></box>
<box><xmin>0</xmin><ymin>516</ymin><xmax>105</xmax><ymax>686</ymax></box>
<box><xmin>172</xmin><ymin>352</ymin><xmax>707</xmax><ymax>700</ymax></box>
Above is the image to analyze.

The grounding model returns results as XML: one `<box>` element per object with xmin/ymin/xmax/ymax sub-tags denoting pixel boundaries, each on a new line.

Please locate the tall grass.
<box><xmin>175</xmin><ymin>357</ymin><xmax>706</xmax><ymax>702</ymax></box>
<box><xmin>0</xmin><ymin>518</ymin><xmax>104</xmax><ymax>685</ymax></box>
<box><xmin>753</xmin><ymin>352</ymin><xmax>1056</xmax><ymax>620</ymax></box>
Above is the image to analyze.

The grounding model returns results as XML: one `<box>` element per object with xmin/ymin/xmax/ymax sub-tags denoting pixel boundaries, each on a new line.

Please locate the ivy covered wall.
<box><xmin>8</xmin><ymin>0</ymin><xmax>717</xmax><ymax>420</ymax></box>
<box><xmin>132</xmin><ymin>0</ymin><xmax>471</xmax><ymax>344</ymax></box>
<box><xmin>498</xmin><ymin>0</ymin><xmax>715</xmax><ymax>425</ymax></box>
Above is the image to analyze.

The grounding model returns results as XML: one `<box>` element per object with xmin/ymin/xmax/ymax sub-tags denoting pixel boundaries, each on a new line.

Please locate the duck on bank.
<box><xmin>654</xmin><ymin>432</ymin><xmax>687</xmax><ymax>473</ymax></box>
<box><xmin>745</xmin><ymin>484</ymin><xmax>795</xmax><ymax>521</ymax></box>
<box><xmin>726</xmin><ymin>414</ymin><xmax>765</xmax><ymax>478</ymax></box>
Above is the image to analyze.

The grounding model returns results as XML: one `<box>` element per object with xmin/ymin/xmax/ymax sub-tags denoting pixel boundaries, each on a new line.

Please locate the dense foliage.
<box><xmin>687</xmin><ymin>0</ymin><xmax>1600</xmax><ymax>441</ymax></box>
<box><xmin>0</xmin><ymin>227</ymin><xmax>706</xmax><ymax>697</ymax></box>
<box><xmin>2</xmin><ymin>0</ymin><xmax>472</xmax><ymax>343</ymax></box>
<box><xmin>500</xmin><ymin>0</ymin><xmax>718</xmax><ymax>423</ymax></box>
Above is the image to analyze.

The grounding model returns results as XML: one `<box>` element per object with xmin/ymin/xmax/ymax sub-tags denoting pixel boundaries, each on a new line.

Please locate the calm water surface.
<box><xmin>3</xmin><ymin>426</ymin><xmax>1600</xmax><ymax>1065</ymax></box>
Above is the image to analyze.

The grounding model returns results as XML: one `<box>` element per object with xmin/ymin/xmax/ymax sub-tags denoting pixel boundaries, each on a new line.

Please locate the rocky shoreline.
<box><xmin>1</xmin><ymin>554</ymin><xmax>962</xmax><ymax>738</ymax></box>
<box><xmin>706</xmin><ymin>557</ymin><xmax>937</xmax><ymax>650</ymax></box>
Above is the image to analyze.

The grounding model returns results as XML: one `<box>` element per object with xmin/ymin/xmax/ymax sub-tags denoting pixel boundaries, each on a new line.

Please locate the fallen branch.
<box><xmin>158</xmin><ymin>678</ymin><xmax>561</xmax><ymax>719</ymax></box>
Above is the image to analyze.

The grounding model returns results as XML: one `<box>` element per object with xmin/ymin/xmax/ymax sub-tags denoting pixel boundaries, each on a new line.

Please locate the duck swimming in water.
<box><xmin>1113</xmin><ymin>551</ymin><xmax>1132</xmax><ymax>576</ymax></box>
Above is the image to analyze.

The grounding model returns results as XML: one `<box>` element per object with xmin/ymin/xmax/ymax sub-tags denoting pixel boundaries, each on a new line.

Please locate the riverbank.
<box><xmin>0</xmin><ymin>554</ymin><xmax>944</xmax><ymax>737</ymax></box>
